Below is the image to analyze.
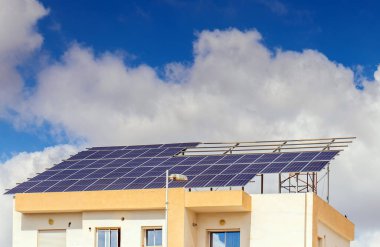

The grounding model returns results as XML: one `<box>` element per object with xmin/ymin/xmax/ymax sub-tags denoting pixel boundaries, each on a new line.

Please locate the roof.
<box><xmin>5</xmin><ymin>137</ymin><xmax>354</xmax><ymax>194</ymax></box>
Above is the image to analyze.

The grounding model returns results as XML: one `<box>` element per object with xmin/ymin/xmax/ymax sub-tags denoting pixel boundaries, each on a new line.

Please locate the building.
<box><xmin>6</xmin><ymin>138</ymin><xmax>355</xmax><ymax>247</ymax></box>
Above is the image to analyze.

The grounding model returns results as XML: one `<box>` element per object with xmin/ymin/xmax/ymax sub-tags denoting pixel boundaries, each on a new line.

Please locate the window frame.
<box><xmin>96</xmin><ymin>227</ymin><xmax>121</xmax><ymax>247</ymax></box>
<box><xmin>208</xmin><ymin>229</ymin><xmax>240</xmax><ymax>247</ymax></box>
<box><xmin>142</xmin><ymin>226</ymin><xmax>163</xmax><ymax>247</ymax></box>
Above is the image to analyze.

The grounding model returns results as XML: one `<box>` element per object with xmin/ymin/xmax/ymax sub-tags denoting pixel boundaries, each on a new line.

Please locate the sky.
<box><xmin>1</xmin><ymin>0</ymin><xmax>380</xmax><ymax>246</ymax></box>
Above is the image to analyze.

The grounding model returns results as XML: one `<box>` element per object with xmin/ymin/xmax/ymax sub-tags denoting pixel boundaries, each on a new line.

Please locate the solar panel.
<box><xmin>255</xmin><ymin>153</ymin><xmax>282</xmax><ymax>163</ymax></box>
<box><xmin>5</xmin><ymin>142</ymin><xmax>339</xmax><ymax>194</ymax></box>
<box><xmin>281</xmin><ymin>162</ymin><xmax>308</xmax><ymax>173</ymax></box>
<box><xmin>261</xmin><ymin>162</ymin><xmax>289</xmax><ymax>173</ymax></box>
<box><xmin>313</xmin><ymin>151</ymin><xmax>338</xmax><ymax>161</ymax></box>
<box><xmin>302</xmin><ymin>161</ymin><xmax>329</xmax><ymax>172</ymax></box>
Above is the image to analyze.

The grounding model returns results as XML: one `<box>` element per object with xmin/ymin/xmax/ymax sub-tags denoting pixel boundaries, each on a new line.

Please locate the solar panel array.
<box><xmin>5</xmin><ymin>142</ymin><xmax>339</xmax><ymax>194</ymax></box>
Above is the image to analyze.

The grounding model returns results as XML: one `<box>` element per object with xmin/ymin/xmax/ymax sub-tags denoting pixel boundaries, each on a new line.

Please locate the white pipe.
<box><xmin>165</xmin><ymin>170</ymin><xmax>169</xmax><ymax>247</ymax></box>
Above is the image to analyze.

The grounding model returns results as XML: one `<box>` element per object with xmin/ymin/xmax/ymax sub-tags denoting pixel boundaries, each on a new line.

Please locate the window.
<box><xmin>210</xmin><ymin>231</ymin><xmax>240</xmax><ymax>247</ymax></box>
<box><xmin>97</xmin><ymin>228</ymin><xmax>120</xmax><ymax>247</ymax></box>
<box><xmin>144</xmin><ymin>228</ymin><xmax>162</xmax><ymax>247</ymax></box>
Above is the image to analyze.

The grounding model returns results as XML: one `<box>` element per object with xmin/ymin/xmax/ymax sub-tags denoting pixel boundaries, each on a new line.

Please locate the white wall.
<box><xmin>250</xmin><ymin>193</ymin><xmax>314</xmax><ymax>247</ymax></box>
<box><xmin>13</xmin><ymin>193</ymin><xmax>351</xmax><ymax>247</ymax></box>
<box><xmin>13</xmin><ymin>204</ymin><xmax>165</xmax><ymax>247</ymax></box>
<box><xmin>317</xmin><ymin>221</ymin><xmax>350</xmax><ymax>247</ymax></box>
<box><xmin>82</xmin><ymin>210</ymin><xmax>165</xmax><ymax>247</ymax></box>
<box><xmin>13</xmin><ymin>202</ymin><xmax>82</xmax><ymax>247</ymax></box>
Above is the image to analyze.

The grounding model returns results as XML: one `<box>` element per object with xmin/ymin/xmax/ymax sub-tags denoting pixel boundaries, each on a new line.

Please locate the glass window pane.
<box><xmin>105</xmin><ymin>230</ymin><xmax>110</xmax><ymax>247</ymax></box>
<box><xmin>98</xmin><ymin>230</ymin><xmax>106</xmax><ymax>247</ymax></box>
<box><xmin>146</xmin><ymin>230</ymin><xmax>155</xmax><ymax>246</ymax></box>
<box><xmin>211</xmin><ymin>232</ymin><xmax>226</xmax><ymax>247</ymax></box>
<box><xmin>155</xmin><ymin>229</ymin><xmax>162</xmax><ymax>245</ymax></box>
<box><xmin>110</xmin><ymin>230</ymin><xmax>118</xmax><ymax>247</ymax></box>
<box><xmin>226</xmin><ymin>232</ymin><xmax>240</xmax><ymax>247</ymax></box>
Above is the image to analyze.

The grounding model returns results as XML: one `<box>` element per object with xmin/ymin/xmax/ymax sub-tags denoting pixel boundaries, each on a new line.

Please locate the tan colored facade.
<box><xmin>14</xmin><ymin>189</ymin><xmax>354</xmax><ymax>247</ymax></box>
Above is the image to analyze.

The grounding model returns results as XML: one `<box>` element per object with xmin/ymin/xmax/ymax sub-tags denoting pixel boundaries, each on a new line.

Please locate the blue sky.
<box><xmin>2</xmin><ymin>1</ymin><xmax>380</xmax><ymax>245</ymax></box>
<box><xmin>2</xmin><ymin>0</ymin><xmax>380</xmax><ymax>158</ymax></box>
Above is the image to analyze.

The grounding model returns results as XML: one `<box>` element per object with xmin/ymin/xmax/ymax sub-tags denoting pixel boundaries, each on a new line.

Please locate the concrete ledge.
<box><xmin>185</xmin><ymin>190</ymin><xmax>251</xmax><ymax>212</ymax></box>
<box><xmin>15</xmin><ymin>189</ymin><xmax>166</xmax><ymax>213</ymax></box>
<box><xmin>314</xmin><ymin>195</ymin><xmax>355</xmax><ymax>241</ymax></box>
<box><xmin>15</xmin><ymin>189</ymin><xmax>251</xmax><ymax>213</ymax></box>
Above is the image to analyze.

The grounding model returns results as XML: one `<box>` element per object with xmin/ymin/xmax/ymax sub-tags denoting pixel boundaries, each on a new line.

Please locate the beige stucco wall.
<box><xmin>317</xmin><ymin>222</ymin><xmax>350</xmax><ymax>247</ymax></box>
<box><xmin>196</xmin><ymin>212</ymin><xmax>251</xmax><ymax>247</ymax></box>
<box><xmin>12</xmin><ymin>191</ymin><xmax>354</xmax><ymax>247</ymax></box>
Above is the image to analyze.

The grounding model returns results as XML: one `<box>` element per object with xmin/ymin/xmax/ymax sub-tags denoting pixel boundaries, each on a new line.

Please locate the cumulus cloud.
<box><xmin>0</xmin><ymin>0</ymin><xmax>47</xmax><ymax>116</ymax></box>
<box><xmin>0</xmin><ymin>1</ymin><xmax>379</xmax><ymax>245</ymax></box>
<box><xmin>0</xmin><ymin>145</ymin><xmax>78</xmax><ymax>245</ymax></box>
<box><xmin>13</xmin><ymin>29</ymin><xmax>379</xmax><ymax>246</ymax></box>
<box><xmin>374</xmin><ymin>65</ymin><xmax>380</xmax><ymax>82</ymax></box>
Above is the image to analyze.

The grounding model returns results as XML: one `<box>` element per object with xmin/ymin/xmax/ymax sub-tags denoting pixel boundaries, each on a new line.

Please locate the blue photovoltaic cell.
<box><xmin>105</xmin><ymin>159</ymin><xmax>131</xmax><ymax>168</ymax></box>
<box><xmin>85</xmin><ymin>151</ymin><xmax>114</xmax><ymax>159</ymax></box>
<box><xmin>301</xmin><ymin>161</ymin><xmax>329</xmax><ymax>172</ymax></box>
<box><xmin>85</xmin><ymin>168</ymin><xmax>114</xmax><ymax>179</ymax></box>
<box><xmin>143</xmin><ymin>166</ymin><xmax>171</xmax><ymax>177</ymax></box>
<box><xmin>4</xmin><ymin>141</ymin><xmax>341</xmax><ymax>194</ymax></box>
<box><xmin>220</xmin><ymin>163</ymin><xmax>247</xmax><ymax>174</ymax></box>
<box><xmin>255</xmin><ymin>153</ymin><xmax>282</xmax><ymax>163</ymax></box>
<box><xmin>183</xmin><ymin>165</ymin><xmax>209</xmax><ymax>175</ymax></box>
<box><xmin>178</xmin><ymin>156</ymin><xmax>205</xmax><ymax>165</ymax></box>
<box><xmin>124</xmin><ymin>167</ymin><xmax>153</xmax><ymax>177</ymax></box>
<box><xmin>241</xmin><ymin>163</ymin><xmax>269</xmax><ymax>174</ymax></box>
<box><xmin>47</xmin><ymin>170</ymin><xmax>77</xmax><ymax>180</ymax></box>
<box><xmin>139</xmin><ymin>148</ymin><xmax>166</xmax><ymax>157</ymax></box>
<box><xmin>205</xmin><ymin>174</ymin><xmax>235</xmax><ymax>187</ymax></box>
<box><xmin>275</xmin><ymin>152</ymin><xmax>300</xmax><ymax>162</ymax></box>
<box><xmin>216</xmin><ymin>155</ymin><xmax>243</xmax><ymax>164</ymax></box>
<box><xmin>313</xmin><ymin>151</ymin><xmax>338</xmax><ymax>161</ymax></box>
<box><xmin>50</xmin><ymin>161</ymin><xmax>78</xmax><ymax>170</ymax></box>
<box><xmin>122</xmin><ymin>158</ymin><xmax>150</xmax><ymax>167</ymax></box>
<box><xmin>145</xmin><ymin>176</ymin><xmax>166</xmax><ymax>188</ymax></box>
<box><xmin>103</xmin><ymin>150</ymin><xmax>131</xmax><ymax>159</ymax></box>
<box><xmin>169</xmin><ymin>165</ymin><xmax>191</xmax><ymax>174</ymax></box>
<box><xmin>234</xmin><ymin>173</ymin><xmax>256</xmax><ymax>180</ymax></box>
<box><xmin>156</xmin><ymin>147</ymin><xmax>184</xmax><ymax>157</ymax></box>
<box><xmin>237</xmin><ymin>154</ymin><xmax>263</xmax><ymax>163</ymax></box>
<box><xmin>198</xmin><ymin>155</ymin><xmax>223</xmax><ymax>164</ymax></box>
<box><xmin>161</xmin><ymin>156</ymin><xmax>188</xmax><ymax>166</ymax></box>
<box><xmin>67</xmin><ymin>150</ymin><xmax>96</xmax><ymax>160</ymax></box>
<box><xmin>186</xmin><ymin>175</ymin><xmax>215</xmax><ymax>187</ymax></box>
<box><xmin>293</xmin><ymin>152</ymin><xmax>319</xmax><ymax>161</ymax></box>
<box><xmin>281</xmin><ymin>162</ymin><xmax>308</xmax><ymax>173</ymax></box>
<box><xmin>140</xmin><ymin>157</ymin><xmax>168</xmax><ymax>167</ymax></box>
<box><xmin>104</xmin><ymin>168</ymin><xmax>134</xmax><ymax>178</ymax></box>
<box><xmin>87</xmin><ymin>159</ymin><xmax>115</xmax><ymax>169</ymax></box>
<box><xmin>67</xmin><ymin>169</ymin><xmax>95</xmax><ymax>180</ymax></box>
<box><xmin>261</xmin><ymin>162</ymin><xmax>289</xmax><ymax>173</ymax></box>
<box><xmin>123</xmin><ymin>149</ymin><xmax>148</xmax><ymax>157</ymax></box>
<box><xmin>201</xmin><ymin>165</ymin><xmax>230</xmax><ymax>175</ymax></box>
<box><xmin>67</xmin><ymin>160</ymin><xmax>94</xmax><ymax>169</ymax></box>
<box><xmin>45</xmin><ymin>180</ymin><xmax>79</xmax><ymax>192</ymax></box>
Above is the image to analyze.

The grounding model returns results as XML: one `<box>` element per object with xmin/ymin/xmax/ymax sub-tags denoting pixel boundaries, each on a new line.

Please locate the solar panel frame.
<box><xmin>5</xmin><ymin>142</ymin><xmax>340</xmax><ymax>194</ymax></box>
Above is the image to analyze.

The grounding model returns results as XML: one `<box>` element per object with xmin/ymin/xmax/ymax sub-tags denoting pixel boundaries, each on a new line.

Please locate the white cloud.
<box><xmin>14</xmin><ymin>28</ymin><xmax>380</xmax><ymax>247</ymax></box>
<box><xmin>0</xmin><ymin>2</ymin><xmax>378</xmax><ymax>244</ymax></box>
<box><xmin>374</xmin><ymin>65</ymin><xmax>380</xmax><ymax>82</ymax></box>
<box><xmin>0</xmin><ymin>0</ymin><xmax>47</xmax><ymax>116</ymax></box>
<box><xmin>0</xmin><ymin>145</ymin><xmax>78</xmax><ymax>246</ymax></box>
